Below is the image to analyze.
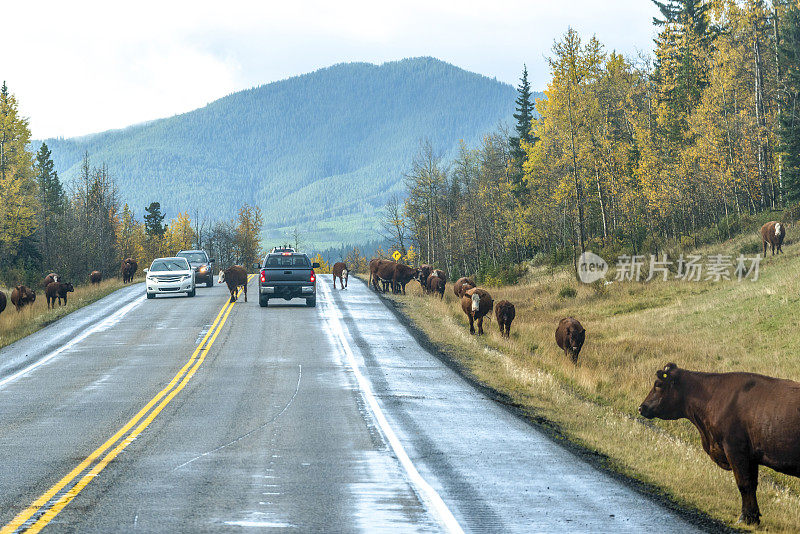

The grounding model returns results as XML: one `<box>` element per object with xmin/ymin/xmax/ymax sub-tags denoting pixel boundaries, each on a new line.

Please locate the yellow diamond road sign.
<box><xmin>392</xmin><ymin>250</ymin><xmax>402</xmax><ymax>261</ymax></box>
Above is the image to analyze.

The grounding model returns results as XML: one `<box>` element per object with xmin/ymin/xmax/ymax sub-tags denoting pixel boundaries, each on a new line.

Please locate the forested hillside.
<box><xmin>40</xmin><ymin>58</ymin><xmax>520</xmax><ymax>248</ymax></box>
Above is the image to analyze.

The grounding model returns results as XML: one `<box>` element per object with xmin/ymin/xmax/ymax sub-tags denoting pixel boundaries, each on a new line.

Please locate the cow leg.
<box><xmin>725</xmin><ymin>445</ymin><xmax>760</xmax><ymax>525</ymax></box>
<box><xmin>243</xmin><ymin>283</ymin><xmax>247</xmax><ymax>302</ymax></box>
<box><xmin>763</xmin><ymin>241</ymin><xmax>768</xmax><ymax>257</ymax></box>
<box><xmin>468</xmin><ymin>315</ymin><xmax>475</xmax><ymax>334</ymax></box>
<box><xmin>477</xmin><ymin>316</ymin><xmax>484</xmax><ymax>335</ymax></box>
<box><xmin>333</xmin><ymin>276</ymin><xmax>337</xmax><ymax>289</ymax></box>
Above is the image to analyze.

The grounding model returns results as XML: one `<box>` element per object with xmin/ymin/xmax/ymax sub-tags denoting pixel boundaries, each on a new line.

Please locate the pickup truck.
<box><xmin>258</xmin><ymin>251</ymin><xmax>320</xmax><ymax>307</ymax></box>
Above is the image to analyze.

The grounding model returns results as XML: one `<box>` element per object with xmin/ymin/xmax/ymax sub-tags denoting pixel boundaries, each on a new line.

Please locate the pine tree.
<box><xmin>509</xmin><ymin>65</ymin><xmax>536</xmax><ymax>196</ymax></box>
<box><xmin>779</xmin><ymin>1</ymin><xmax>800</xmax><ymax>202</ymax></box>
<box><xmin>144</xmin><ymin>202</ymin><xmax>166</xmax><ymax>236</ymax></box>
<box><xmin>35</xmin><ymin>142</ymin><xmax>65</xmax><ymax>267</ymax></box>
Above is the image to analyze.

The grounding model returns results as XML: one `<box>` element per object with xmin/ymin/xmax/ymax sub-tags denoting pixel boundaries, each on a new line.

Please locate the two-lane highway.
<box><xmin>0</xmin><ymin>276</ymin><xmax>707</xmax><ymax>532</ymax></box>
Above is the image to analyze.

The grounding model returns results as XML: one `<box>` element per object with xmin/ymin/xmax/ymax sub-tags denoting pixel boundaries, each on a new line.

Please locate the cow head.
<box><xmin>418</xmin><ymin>265</ymin><xmax>432</xmax><ymax>283</ymax></box>
<box><xmin>63</xmin><ymin>282</ymin><xmax>74</xmax><ymax>293</ymax></box>
<box><xmin>776</xmin><ymin>222</ymin><xmax>783</xmax><ymax>237</ymax></box>
<box><xmin>218</xmin><ymin>270</ymin><xmax>225</xmax><ymax>284</ymax></box>
<box><xmin>26</xmin><ymin>287</ymin><xmax>36</xmax><ymax>303</ymax></box>
<box><xmin>638</xmin><ymin>363</ymin><xmax>683</xmax><ymax>420</ymax></box>
<box><xmin>566</xmin><ymin>322</ymin><xmax>585</xmax><ymax>353</ymax></box>
<box><xmin>471</xmin><ymin>292</ymin><xmax>481</xmax><ymax>312</ymax></box>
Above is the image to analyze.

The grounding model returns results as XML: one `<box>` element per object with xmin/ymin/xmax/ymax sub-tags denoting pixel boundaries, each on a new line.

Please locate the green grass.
<box><xmin>373</xmin><ymin>228</ymin><xmax>800</xmax><ymax>532</ymax></box>
<box><xmin>0</xmin><ymin>277</ymin><xmax>140</xmax><ymax>350</ymax></box>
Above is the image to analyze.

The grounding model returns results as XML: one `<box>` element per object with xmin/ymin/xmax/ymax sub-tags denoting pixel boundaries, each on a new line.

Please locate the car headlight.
<box><xmin>197</xmin><ymin>265</ymin><xmax>207</xmax><ymax>272</ymax></box>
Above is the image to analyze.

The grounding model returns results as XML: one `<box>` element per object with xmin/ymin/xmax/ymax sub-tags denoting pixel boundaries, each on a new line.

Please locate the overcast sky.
<box><xmin>3</xmin><ymin>0</ymin><xmax>660</xmax><ymax>139</ymax></box>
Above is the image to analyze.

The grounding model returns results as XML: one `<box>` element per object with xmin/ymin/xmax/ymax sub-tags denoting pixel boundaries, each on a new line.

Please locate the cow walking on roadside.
<box><xmin>495</xmin><ymin>300</ymin><xmax>515</xmax><ymax>338</ymax></box>
<box><xmin>639</xmin><ymin>363</ymin><xmax>800</xmax><ymax>525</ymax></box>
<box><xmin>556</xmin><ymin>317</ymin><xmax>585</xmax><ymax>364</ymax></box>
<box><xmin>332</xmin><ymin>262</ymin><xmax>349</xmax><ymax>289</ymax></box>
<box><xmin>90</xmin><ymin>270</ymin><xmax>102</xmax><ymax>284</ymax></box>
<box><xmin>121</xmin><ymin>258</ymin><xmax>138</xmax><ymax>283</ymax></box>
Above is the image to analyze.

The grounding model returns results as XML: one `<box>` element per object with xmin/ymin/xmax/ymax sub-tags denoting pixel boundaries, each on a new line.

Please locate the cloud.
<box><xmin>2</xmin><ymin>0</ymin><xmax>659</xmax><ymax>139</ymax></box>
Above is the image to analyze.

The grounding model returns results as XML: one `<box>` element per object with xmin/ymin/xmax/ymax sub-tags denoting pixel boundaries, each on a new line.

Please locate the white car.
<box><xmin>145</xmin><ymin>257</ymin><xmax>196</xmax><ymax>299</ymax></box>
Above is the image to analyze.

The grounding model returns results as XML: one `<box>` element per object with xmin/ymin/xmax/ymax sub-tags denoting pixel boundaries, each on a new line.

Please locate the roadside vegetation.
<box><xmin>378</xmin><ymin>227</ymin><xmax>800</xmax><ymax>532</ymax></box>
<box><xmin>0</xmin><ymin>277</ymin><xmax>140</xmax><ymax>351</ymax></box>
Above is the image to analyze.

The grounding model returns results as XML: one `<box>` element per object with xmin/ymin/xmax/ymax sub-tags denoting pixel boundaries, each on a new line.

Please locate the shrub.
<box><xmin>558</xmin><ymin>285</ymin><xmax>577</xmax><ymax>299</ymax></box>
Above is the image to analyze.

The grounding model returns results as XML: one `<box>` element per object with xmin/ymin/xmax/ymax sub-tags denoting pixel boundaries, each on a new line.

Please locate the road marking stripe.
<box><xmin>25</xmin><ymin>300</ymin><xmax>237</xmax><ymax>532</ymax></box>
<box><xmin>318</xmin><ymin>280</ymin><xmax>465</xmax><ymax>534</ymax></box>
<box><xmin>2</xmin><ymin>277</ymin><xmax>252</xmax><ymax>533</ymax></box>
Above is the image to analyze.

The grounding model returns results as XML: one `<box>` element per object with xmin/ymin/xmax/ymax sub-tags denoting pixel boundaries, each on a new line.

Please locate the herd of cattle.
<box><xmin>0</xmin><ymin>258</ymin><xmax>139</xmax><ymax>317</ymax></box>
<box><xmin>360</xmin><ymin>258</ymin><xmax>587</xmax><ymax>363</ymax></box>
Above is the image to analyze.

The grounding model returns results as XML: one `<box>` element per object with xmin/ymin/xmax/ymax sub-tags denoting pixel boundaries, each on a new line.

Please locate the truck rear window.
<box><xmin>265</xmin><ymin>255</ymin><xmax>310</xmax><ymax>268</ymax></box>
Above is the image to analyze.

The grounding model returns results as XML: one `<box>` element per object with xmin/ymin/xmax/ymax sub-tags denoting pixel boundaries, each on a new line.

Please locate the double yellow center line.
<box><xmin>2</xmin><ymin>277</ymin><xmax>252</xmax><ymax>533</ymax></box>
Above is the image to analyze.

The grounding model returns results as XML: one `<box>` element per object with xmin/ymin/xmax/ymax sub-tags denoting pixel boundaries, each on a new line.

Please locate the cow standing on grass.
<box><xmin>332</xmin><ymin>262</ymin><xmax>349</xmax><ymax>289</ymax></box>
<box><xmin>760</xmin><ymin>221</ymin><xmax>786</xmax><ymax>256</ymax></box>
<box><xmin>426</xmin><ymin>273</ymin><xmax>445</xmax><ymax>299</ymax></box>
<box><xmin>495</xmin><ymin>300</ymin><xmax>515</xmax><ymax>338</ymax></box>
<box><xmin>90</xmin><ymin>271</ymin><xmax>102</xmax><ymax>284</ymax></box>
<box><xmin>219</xmin><ymin>265</ymin><xmax>248</xmax><ymax>303</ymax></box>
<box><xmin>121</xmin><ymin>258</ymin><xmax>138</xmax><ymax>283</ymax></box>
<box><xmin>10</xmin><ymin>286</ymin><xmax>36</xmax><ymax>312</ymax></box>
<box><xmin>45</xmin><ymin>281</ymin><xmax>74</xmax><ymax>309</ymax></box>
<box><xmin>556</xmin><ymin>317</ymin><xmax>585</xmax><ymax>364</ymax></box>
<box><xmin>0</xmin><ymin>291</ymin><xmax>6</xmax><ymax>316</ymax></box>
<box><xmin>372</xmin><ymin>260</ymin><xmax>419</xmax><ymax>294</ymax></box>
<box><xmin>461</xmin><ymin>287</ymin><xmax>493</xmax><ymax>335</ymax></box>
<box><xmin>639</xmin><ymin>363</ymin><xmax>800</xmax><ymax>525</ymax></box>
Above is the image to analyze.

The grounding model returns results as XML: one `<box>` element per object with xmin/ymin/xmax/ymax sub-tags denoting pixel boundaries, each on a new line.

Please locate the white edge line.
<box><xmin>0</xmin><ymin>295</ymin><xmax>145</xmax><ymax>389</ymax></box>
<box><xmin>318</xmin><ymin>280</ymin><xmax>465</xmax><ymax>534</ymax></box>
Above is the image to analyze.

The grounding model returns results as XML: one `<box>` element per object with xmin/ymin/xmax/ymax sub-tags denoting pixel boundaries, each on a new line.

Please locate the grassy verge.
<box><xmin>363</xmin><ymin>230</ymin><xmax>800</xmax><ymax>532</ymax></box>
<box><xmin>0</xmin><ymin>278</ymin><xmax>141</xmax><ymax>351</ymax></box>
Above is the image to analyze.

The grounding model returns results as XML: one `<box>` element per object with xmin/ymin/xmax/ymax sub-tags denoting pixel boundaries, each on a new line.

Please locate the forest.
<box><xmin>396</xmin><ymin>0</ymin><xmax>800</xmax><ymax>284</ymax></box>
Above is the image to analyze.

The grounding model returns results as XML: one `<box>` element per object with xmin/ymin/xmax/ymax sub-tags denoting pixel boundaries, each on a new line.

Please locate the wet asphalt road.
<box><xmin>0</xmin><ymin>277</ymin><xmax>706</xmax><ymax>533</ymax></box>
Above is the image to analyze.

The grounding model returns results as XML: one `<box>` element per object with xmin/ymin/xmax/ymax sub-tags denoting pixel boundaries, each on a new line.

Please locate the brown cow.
<box><xmin>121</xmin><ymin>258</ymin><xmax>138</xmax><ymax>283</ymax></box>
<box><xmin>418</xmin><ymin>264</ymin><xmax>433</xmax><ymax>291</ymax></box>
<box><xmin>45</xmin><ymin>281</ymin><xmax>74</xmax><ymax>309</ymax></box>
<box><xmin>373</xmin><ymin>260</ymin><xmax>419</xmax><ymax>294</ymax></box>
<box><xmin>556</xmin><ymin>317</ymin><xmax>585</xmax><ymax>364</ymax></box>
<box><xmin>10</xmin><ymin>285</ymin><xmax>36</xmax><ymax>312</ymax></box>
<box><xmin>0</xmin><ymin>291</ymin><xmax>6</xmax><ymax>316</ymax></box>
<box><xmin>90</xmin><ymin>270</ymin><xmax>102</xmax><ymax>284</ymax></box>
<box><xmin>495</xmin><ymin>300</ymin><xmax>516</xmax><ymax>338</ymax></box>
<box><xmin>426</xmin><ymin>273</ymin><xmax>445</xmax><ymax>299</ymax></box>
<box><xmin>42</xmin><ymin>273</ymin><xmax>59</xmax><ymax>288</ymax></box>
<box><xmin>639</xmin><ymin>363</ymin><xmax>800</xmax><ymax>525</ymax></box>
<box><xmin>760</xmin><ymin>221</ymin><xmax>786</xmax><ymax>256</ymax></box>
<box><xmin>461</xmin><ymin>287</ymin><xmax>493</xmax><ymax>335</ymax></box>
<box><xmin>453</xmin><ymin>277</ymin><xmax>476</xmax><ymax>298</ymax></box>
<box><xmin>219</xmin><ymin>265</ymin><xmax>248</xmax><ymax>303</ymax></box>
<box><xmin>332</xmin><ymin>262</ymin><xmax>349</xmax><ymax>289</ymax></box>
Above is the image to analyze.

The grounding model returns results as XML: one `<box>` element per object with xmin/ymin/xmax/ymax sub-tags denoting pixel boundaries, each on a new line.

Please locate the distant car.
<box><xmin>258</xmin><ymin>251</ymin><xmax>319</xmax><ymax>307</ymax></box>
<box><xmin>145</xmin><ymin>257</ymin><xmax>195</xmax><ymax>299</ymax></box>
<box><xmin>176</xmin><ymin>249</ymin><xmax>215</xmax><ymax>287</ymax></box>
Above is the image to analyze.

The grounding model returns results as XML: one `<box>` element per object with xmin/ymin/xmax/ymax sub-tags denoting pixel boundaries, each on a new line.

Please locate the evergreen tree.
<box><xmin>35</xmin><ymin>142</ymin><xmax>65</xmax><ymax>267</ymax></box>
<box><xmin>779</xmin><ymin>1</ymin><xmax>800</xmax><ymax>202</ymax></box>
<box><xmin>144</xmin><ymin>202</ymin><xmax>166</xmax><ymax>236</ymax></box>
<box><xmin>509</xmin><ymin>65</ymin><xmax>536</xmax><ymax>196</ymax></box>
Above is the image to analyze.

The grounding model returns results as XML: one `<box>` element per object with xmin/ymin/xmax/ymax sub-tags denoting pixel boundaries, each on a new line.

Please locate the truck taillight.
<box><xmin>260</xmin><ymin>271</ymin><xmax>266</xmax><ymax>283</ymax></box>
<box><xmin>310</xmin><ymin>269</ymin><xmax>315</xmax><ymax>283</ymax></box>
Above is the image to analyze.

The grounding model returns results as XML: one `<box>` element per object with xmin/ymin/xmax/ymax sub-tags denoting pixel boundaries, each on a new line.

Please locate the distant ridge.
<box><xmin>40</xmin><ymin>57</ymin><xmax>527</xmax><ymax>248</ymax></box>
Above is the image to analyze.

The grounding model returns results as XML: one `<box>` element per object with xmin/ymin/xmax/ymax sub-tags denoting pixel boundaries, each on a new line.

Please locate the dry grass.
<box><xmin>0</xmin><ymin>277</ymin><xmax>139</xmax><ymax>350</ymax></box>
<box><xmin>371</xmin><ymin>232</ymin><xmax>800</xmax><ymax>531</ymax></box>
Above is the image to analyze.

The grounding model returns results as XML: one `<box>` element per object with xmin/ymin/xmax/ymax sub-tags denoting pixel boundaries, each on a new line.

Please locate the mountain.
<box><xmin>40</xmin><ymin>57</ymin><xmax>526</xmax><ymax>249</ymax></box>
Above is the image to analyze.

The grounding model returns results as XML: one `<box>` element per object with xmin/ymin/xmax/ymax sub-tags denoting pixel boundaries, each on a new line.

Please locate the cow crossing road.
<box><xmin>0</xmin><ymin>276</ymin><xmax>707</xmax><ymax>532</ymax></box>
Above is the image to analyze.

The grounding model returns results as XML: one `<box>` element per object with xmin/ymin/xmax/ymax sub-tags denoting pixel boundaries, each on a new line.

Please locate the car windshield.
<box><xmin>265</xmin><ymin>255</ymin><xmax>309</xmax><ymax>267</ymax></box>
<box><xmin>177</xmin><ymin>252</ymin><xmax>207</xmax><ymax>263</ymax></box>
<box><xmin>150</xmin><ymin>259</ymin><xmax>189</xmax><ymax>271</ymax></box>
